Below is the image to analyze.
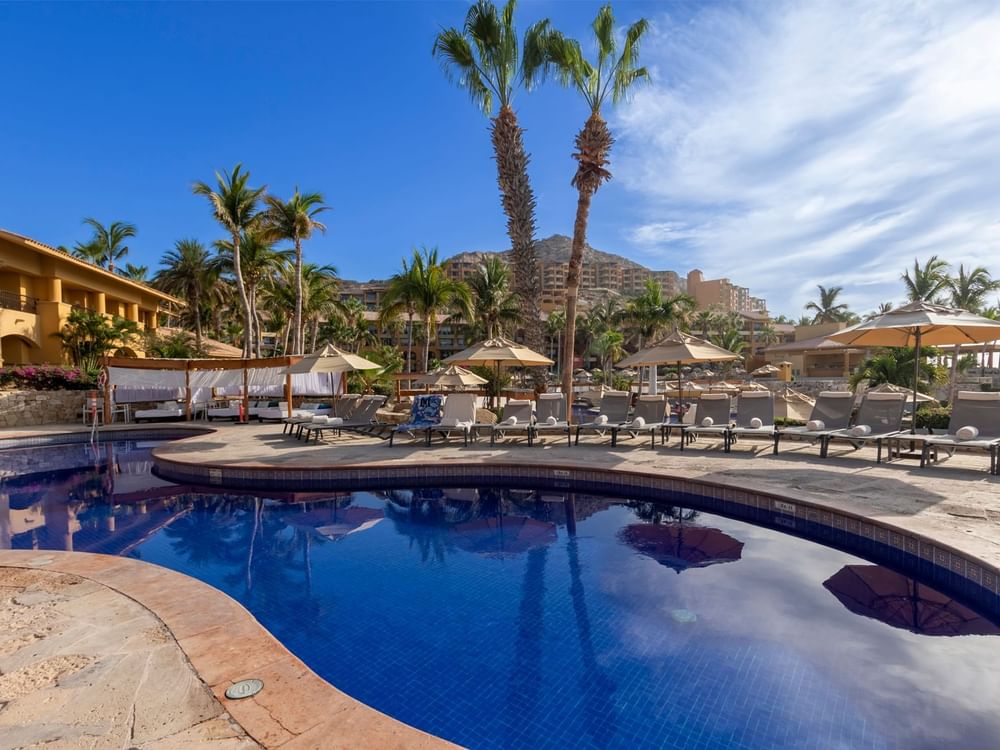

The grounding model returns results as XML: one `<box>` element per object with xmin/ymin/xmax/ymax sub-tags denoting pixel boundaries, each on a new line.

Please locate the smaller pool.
<box><xmin>2</xmin><ymin>440</ymin><xmax>999</xmax><ymax>750</ymax></box>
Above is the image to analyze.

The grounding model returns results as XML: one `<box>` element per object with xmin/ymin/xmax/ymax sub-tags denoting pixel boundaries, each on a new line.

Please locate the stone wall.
<box><xmin>755</xmin><ymin>378</ymin><xmax>851</xmax><ymax>398</ymax></box>
<box><xmin>0</xmin><ymin>389</ymin><xmax>88</xmax><ymax>427</ymax></box>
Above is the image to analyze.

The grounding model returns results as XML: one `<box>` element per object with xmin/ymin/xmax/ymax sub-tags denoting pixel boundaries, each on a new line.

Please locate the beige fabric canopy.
<box><xmin>740</xmin><ymin>381</ymin><xmax>772</xmax><ymax>392</ymax></box>
<box><xmin>617</xmin><ymin>330</ymin><xmax>740</xmax><ymax>402</ymax></box>
<box><xmin>774</xmin><ymin>386</ymin><xmax>816</xmax><ymax>422</ymax></box>
<box><xmin>444</xmin><ymin>337</ymin><xmax>553</xmax><ymax>368</ymax></box>
<box><xmin>287</xmin><ymin>344</ymin><xmax>381</xmax><ymax>375</ymax></box>
<box><xmin>865</xmin><ymin>382</ymin><xmax>937</xmax><ymax>403</ymax></box>
<box><xmin>751</xmin><ymin>364</ymin><xmax>780</xmax><ymax>376</ymax></box>
<box><xmin>415</xmin><ymin>365</ymin><xmax>488</xmax><ymax>388</ymax></box>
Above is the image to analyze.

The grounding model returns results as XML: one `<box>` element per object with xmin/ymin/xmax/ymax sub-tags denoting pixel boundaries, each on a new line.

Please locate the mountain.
<box><xmin>448</xmin><ymin>234</ymin><xmax>653</xmax><ymax>270</ymax></box>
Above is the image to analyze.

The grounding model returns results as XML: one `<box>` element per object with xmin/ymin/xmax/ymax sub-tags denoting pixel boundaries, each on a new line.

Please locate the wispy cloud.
<box><xmin>615</xmin><ymin>0</ymin><xmax>1000</xmax><ymax>316</ymax></box>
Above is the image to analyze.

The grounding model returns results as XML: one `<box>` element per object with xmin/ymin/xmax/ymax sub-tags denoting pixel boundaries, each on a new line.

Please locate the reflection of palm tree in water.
<box><xmin>565</xmin><ymin>495</ymin><xmax>618</xmax><ymax>747</ymax></box>
<box><xmin>505</xmin><ymin>545</ymin><xmax>548</xmax><ymax>747</ymax></box>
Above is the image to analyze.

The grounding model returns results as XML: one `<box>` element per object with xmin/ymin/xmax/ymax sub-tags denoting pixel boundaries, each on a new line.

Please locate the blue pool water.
<box><xmin>2</xmin><ymin>440</ymin><xmax>999</xmax><ymax>750</ymax></box>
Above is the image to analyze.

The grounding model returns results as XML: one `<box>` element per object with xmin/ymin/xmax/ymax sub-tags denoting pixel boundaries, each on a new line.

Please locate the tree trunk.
<box><xmin>293</xmin><ymin>237</ymin><xmax>303</xmax><ymax>355</ymax></box>
<box><xmin>406</xmin><ymin>311</ymin><xmax>414</xmax><ymax>373</ymax></box>
<box><xmin>949</xmin><ymin>344</ymin><xmax>961</xmax><ymax>403</ymax></box>
<box><xmin>231</xmin><ymin>234</ymin><xmax>254</xmax><ymax>358</ymax></box>
<box><xmin>560</xmin><ymin>112</ymin><xmax>614</xmax><ymax>422</ymax></box>
<box><xmin>491</xmin><ymin>105</ymin><xmax>542</xmax><ymax>353</ymax></box>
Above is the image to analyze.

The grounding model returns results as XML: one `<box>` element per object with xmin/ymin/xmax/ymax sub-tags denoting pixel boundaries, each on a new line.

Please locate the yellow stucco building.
<box><xmin>0</xmin><ymin>229</ymin><xmax>182</xmax><ymax>366</ymax></box>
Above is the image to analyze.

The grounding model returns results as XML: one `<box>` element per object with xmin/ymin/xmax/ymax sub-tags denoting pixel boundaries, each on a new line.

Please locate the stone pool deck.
<box><xmin>2</xmin><ymin>421</ymin><xmax>999</xmax><ymax>749</ymax></box>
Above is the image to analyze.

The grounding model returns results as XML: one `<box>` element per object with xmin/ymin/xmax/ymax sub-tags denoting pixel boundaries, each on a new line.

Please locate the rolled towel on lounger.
<box><xmin>749</xmin><ymin>417</ymin><xmax>763</xmax><ymax>429</ymax></box>
<box><xmin>850</xmin><ymin>425</ymin><xmax>872</xmax><ymax>437</ymax></box>
<box><xmin>631</xmin><ymin>416</ymin><xmax>646</xmax><ymax>429</ymax></box>
<box><xmin>595</xmin><ymin>414</ymin><xmax>608</xmax><ymax>425</ymax></box>
<box><xmin>501</xmin><ymin>416</ymin><xmax>517</xmax><ymax>426</ymax></box>
<box><xmin>956</xmin><ymin>425</ymin><xmax>979</xmax><ymax>440</ymax></box>
<box><xmin>545</xmin><ymin>415</ymin><xmax>557</xmax><ymax>426</ymax></box>
<box><xmin>312</xmin><ymin>415</ymin><xmax>327</xmax><ymax>423</ymax></box>
<box><xmin>327</xmin><ymin>417</ymin><xmax>343</xmax><ymax>425</ymax></box>
<box><xmin>701</xmin><ymin>417</ymin><xmax>713</xmax><ymax>427</ymax></box>
<box><xmin>806</xmin><ymin>419</ymin><xmax>825</xmax><ymax>431</ymax></box>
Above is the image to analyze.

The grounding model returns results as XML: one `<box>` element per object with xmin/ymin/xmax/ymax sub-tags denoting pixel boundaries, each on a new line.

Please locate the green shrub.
<box><xmin>915</xmin><ymin>404</ymin><xmax>951</xmax><ymax>430</ymax></box>
<box><xmin>774</xmin><ymin>417</ymin><xmax>805</xmax><ymax>427</ymax></box>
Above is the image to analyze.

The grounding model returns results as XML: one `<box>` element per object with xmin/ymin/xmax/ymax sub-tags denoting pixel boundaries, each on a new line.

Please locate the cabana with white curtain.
<box><xmin>101</xmin><ymin>356</ymin><xmax>344</xmax><ymax>422</ymax></box>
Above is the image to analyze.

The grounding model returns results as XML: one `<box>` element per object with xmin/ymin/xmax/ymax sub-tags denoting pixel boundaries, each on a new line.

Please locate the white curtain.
<box><xmin>108</xmin><ymin>367</ymin><xmax>185</xmax><ymax>388</ymax></box>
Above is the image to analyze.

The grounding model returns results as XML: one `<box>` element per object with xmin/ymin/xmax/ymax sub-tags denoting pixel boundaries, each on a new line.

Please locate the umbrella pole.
<box><xmin>912</xmin><ymin>329</ymin><xmax>921</xmax><ymax>434</ymax></box>
<box><xmin>677</xmin><ymin>360</ymin><xmax>682</xmax><ymax>423</ymax></box>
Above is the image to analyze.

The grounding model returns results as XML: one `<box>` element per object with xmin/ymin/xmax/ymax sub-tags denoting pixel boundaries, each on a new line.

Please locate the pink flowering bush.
<box><xmin>0</xmin><ymin>365</ymin><xmax>93</xmax><ymax>390</ymax></box>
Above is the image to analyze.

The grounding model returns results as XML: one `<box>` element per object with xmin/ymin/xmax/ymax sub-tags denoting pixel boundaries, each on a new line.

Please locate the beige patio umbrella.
<box><xmin>415</xmin><ymin>364</ymin><xmax>488</xmax><ymax>390</ymax></box>
<box><xmin>740</xmin><ymin>381</ymin><xmax>772</xmax><ymax>392</ymax></box>
<box><xmin>444</xmin><ymin>336</ymin><xmax>553</xmax><ymax>408</ymax></box>
<box><xmin>616</xmin><ymin>330</ymin><xmax>741</xmax><ymax>406</ymax></box>
<box><xmin>774</xmin><ymin>386</ymin><xmax>815</xmax><ymax>422</ymax></box>
<box><xmin>288</xmin><ymin>344</ymin><xmax>381</xmax><ymax>398</ymax></box>
<box><xmin>751</xmin><ymin>364</ymin><xmax>780</xmax><ymax>377</ymax></box>
<box><xmin>828</xmin><ymin>301</ymin><xmax>1000</xmax><ymax>426</ymax></box>
<box><xmin>865</xmin><ymin>382</ymin><xmax>937</xmax><ymax>403</ymax></box>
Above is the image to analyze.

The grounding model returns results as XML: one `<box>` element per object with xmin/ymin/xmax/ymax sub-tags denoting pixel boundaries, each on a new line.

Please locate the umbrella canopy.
<box><xmin>283</xmin><ymin>506</ymin><xmax>385</xmax><ymax>541</ymax></box>
<box><xmin>451</xmin><ymin>515</ymin><xmax>557</xmax><ymax>559</ymax></box>
<box><xmin>774</xmin><ymin>386</ymin><xmax>815</xmax><ymax>421</ymax></box>
<box><xmin>829</xmin><ymin>301</ymin><xmax>1000</xmax><ymax>424</ymax></box>
<box><xmin>619</xmin><ymin>523</ymin><xmax>744</xmax><ymax>573</ymax></box>
<box><xmin>751</xmin><ymin>364</ymin><xmax>780</xmax><ymax>376</ymax></box>
<box><xmin>288</xmin><ymin>344</ymin><xmax>381</xmax><ymax>374</ymax></box>
<box><xmin>444</xmin><ymin>336</ymin><xmax>553</xmax><ymax>368</ymax></box>
<box><xmin>823</xmin><ymin>565</ymin><xmax>1000</xmax><ymax>636</ymax></box>
<box><xmin>740</xmin><ymin>381</ymin><xmax>772</xmax><ymax>392</ymax></box>
<box><xmin>866</xmin><ymin>382</ymin><xmax>937</xmax><ymax>403</ymax></box>
<box><xmin>415</xmin><ymin>364</ymin><xmax>488</xmax><ymax>388</ymax></box>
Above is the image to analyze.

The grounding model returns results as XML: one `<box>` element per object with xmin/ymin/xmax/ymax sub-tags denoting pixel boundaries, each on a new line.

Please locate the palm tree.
<box><xmin>945</xmin><ymin>264</ymin><xmax>1000</xmax><ymax>400</ymax></box>
<box><xmin>154</xmin><ymin>239</ymin><xmax>217</xmax><ymax>354</ymax></box>
<box><xmin>79</xmin><ymin>218</ymin><xmax>137</xmax><ymax>272</ymax></box>
<box><xmin>691</xmin><ymin>308</ymin><xmax>720</xmax><ymax>338</ymax></box>
<box><xmin>380</xmin><ymin>256</ymin><xmax>422</xmax><ymax>372</ymax></box>
<box><xmin>624</xmin><ymin>280</ymin><xmax>694</xmax><ymax>349</ymax></box>
<box><xmin>525</xmin><ymin>4</ymin><xmax>649</xmax><ymax>413</ymax></box>
<box><xmin>408</xmin><ymin>248</ymin><xmax>474</xmax><ymax>372</ymax></box>
<box><xmin>804</xmin><ymin>285</ymin><xmax>850</xmax><ymax>323</ymax></box>
<box><xmin>263</xmin><ymin>189</ymin><xmax>329</xmax><ymax>355</ymax></box>
<box><xmin>71</xmin><ymin>239</ymin><xmax>104</xmax><ymax>265</ymax></box>
<box><xmin>849</xmin><ymin>347</ymin><xmax>946</xmax><ymax>392</ymax></box>
<box><xmin>468</xmin><ymin>256</ymin><xmax>521</xmax><ymax>339</ymax></box>
<box><xmin>433</xmin><ymin>0</ymin><xmax>545</xmax><ymax>352</ymax></box>
<box><xmin>193</xmin><ymin>164</ymin><xmax>266</xmax><ymax>357</ymax></box>
<box><xmin>901</xmin><ymin>256</ymin><xmax>950</xmax><ymax>302</ymax></box>
<box><xmin>865</xmin><ymin>301</ymin><xmax>894</xmax><ymax>320</ymax></box>
<box><xmin>545</xmin><ymin>309</ymin><xmax>566</xmax><ymax>372</ymax></box>
<box><xmin>588</xmin><ymin>330</ymin><xmax>625</xmax><ymax>385</ymax></box>
<box><xmin>121</xmin><ymin>263</ymin><xmax>149</xmax><ymax>281</ymax></box>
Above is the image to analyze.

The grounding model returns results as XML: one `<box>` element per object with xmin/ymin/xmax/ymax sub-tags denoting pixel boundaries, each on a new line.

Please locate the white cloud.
<box><xmin>615</xmin><ymin>0</ymin><xmax>1000</xmax><ymax>317</ymax></box>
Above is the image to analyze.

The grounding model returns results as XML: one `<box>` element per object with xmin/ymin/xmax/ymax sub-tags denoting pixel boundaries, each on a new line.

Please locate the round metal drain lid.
<box><xmin>225</xmin><ymin>678</ymin><xmax>263</xmax><ymax>700</ymax></box>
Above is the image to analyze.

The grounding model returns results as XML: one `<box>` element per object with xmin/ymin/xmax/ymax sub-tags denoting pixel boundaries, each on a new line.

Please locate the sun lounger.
<box><xmin>491</xmin><ymin>399</ymin><xmax>535</xmax><ymax>445</ymax></box>
<box><xmin>820</xmin><ymin>392</ymin><xmax>905</xmax><ymax>463</ymax></box>
<box><xmin>917</xmin><ymin>391</ymin><xmax>1000</xmax><ymax>474</ymax></box>
<box><xmin>530</xmin><ymin>393</ymin><xmax>572</xmax><ymax>446</ymax></box>
<box><xmin>134</xmin><ymin>401</ymin><xmax>185</xmax><ymax>422</ymax></box>
<box><xmin>300</xmin><ymin>395</ymin><xmax>387</xmax><ymax>443</ymax></box>
<box><xmin>679</xmin><ymin>394</ymin><xmax>732</xmax><ymax>450</ymax></box>
<box><xmin>388</xmin><ymin>394</ymin><xmax>444</xmax><ymax>446</ymax></box>
<box><xmin>609</xmin><ymin>395</ymin><xmax>669</xmax><ymax>448</ymax></box>
<box><xmin>773</xmin><ymin>391</ymin><xmax>854</xmax><ymax>454</ymax></box>
<box><xmin>574</xmin><ymin>391</ymin><xmax>631</xmax><ymax>445</ymax></box>
<box><xmin>282</xmin><ymin>402</ymin><xmax>332</xmax><ymax>434</ymax></box>
<box><xmin>725</xmin><ymin>391</ymin><xmax>777</xmax><ymax>453</ymax></box>
<box><xmin>428</xmin><ymin>393</ymin><xmax>477</xmax><ymax>446</ymax></box>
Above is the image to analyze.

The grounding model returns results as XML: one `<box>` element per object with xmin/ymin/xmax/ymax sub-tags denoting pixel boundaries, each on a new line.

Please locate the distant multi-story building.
<box><xmin>686</xmin><ymin>270</ymin><xmax>766</xmax><ymax>315</ymax></box>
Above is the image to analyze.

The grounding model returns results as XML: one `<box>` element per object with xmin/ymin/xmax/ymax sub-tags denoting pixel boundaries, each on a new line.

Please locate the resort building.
<box><xmin>762</xmin><ymin>321</ymin><xmax>866</xmax><ymax>379</ymax></box>
<box><xmin>0</xmin><ymin>229</ymin><xmax>182</xmax><ymax>365</ymax></box>
<box><xmin>686</xmin><ymin>269</ymin><xmax>766</xmax><ymax>315</ymax></box>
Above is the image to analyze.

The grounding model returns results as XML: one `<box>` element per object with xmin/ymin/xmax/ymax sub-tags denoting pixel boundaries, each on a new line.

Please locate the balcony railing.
<box><xmin>0</xmin><ymin>290</ymin><xmax>38</xmax><ymax>314</ymax></box>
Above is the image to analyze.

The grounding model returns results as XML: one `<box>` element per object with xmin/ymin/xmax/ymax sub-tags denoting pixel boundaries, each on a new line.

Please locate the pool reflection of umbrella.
<box><xmin>451</xmin><ymin>515</ymin><xmax>557</xmax><ymax>559</ymax></box>
<box><xmin>823</xmin><ymin>565</ymin><xmax>1000</xmax><ymax>637</ymax></box>
<box><xmin>619</xmin><ymin>523</ymin><xmax>744</xmax><ymax>573</ymax></box>
<box><xmin>284</xmin><ymin>506</ymin><xmax>384</xmax><ymax>541</ymax></box>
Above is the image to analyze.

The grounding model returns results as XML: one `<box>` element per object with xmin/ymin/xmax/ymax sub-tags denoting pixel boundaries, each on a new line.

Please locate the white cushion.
<box><xmin>850</xmin><ymin>424</ymin><xmax>872</xmax><ymax>436</ymax></box>
<box><xmin>538</xmin><ymin>393</ymin><xmax>562</xmax><ymax>400</ymax></box>
<box><xmin>545</xmin><ymin>416</ymin><xmax>558</xmax><ymax>425</ymax></box>
<box><xmin>638</xmin><ymin>395</ymin><xmax>663</xmax><ymax>402</ymax></box>
<box><xmin>631</xmin><ymin>416</ymin><xmax>646</xmax><ymax>429</ymax></box>
<box><xmin>819</xmin><ymin>391</ymin><xmax>853</xmax><ymax>399</ymax></box>
<box><xmin>701</xmin><ymin>394</ymin><xmax>728</xmax><ymax>401</ymax></box>
<box><xmin>956</xmin><ymin>425</ymin><xmax>979</xmax><ymax>440</ymax></box>
<box><xmin>501</xmin><ymin>416</ymin><xmax>517</xmax><ymax>425</ymax></box>
<box><xmin>749</xmin><ymin>417</ymin><xmax>763</xmax><ymax>429</ymax></box>
<box><xmin>865</xmin><ymin>393</ymin><xmax>905</xmax><ymax>401</ymax></box>
<box><xmin>958</xmin><ymin>391</ymin><xmax>1000</xmax><ymax>401</ymax></box>
<box><xmin>595</xmin><ymin>415</ymin><xmax>608</xmax><ymax>425</ymax></box>
<box><xmin>740</xmin><ymin>392</ymin><xmax>770</xmax><ymax>399</ymax></box>
<box><xmin>701</xmin><ymin>417</ymin><xmax>714</xmax><ymax>427</ymax></box>
<box><xmin>327</xmin><ymin>417</ymin><xmax>344</xmax><ymax>426</ymax></box>
<box><xmin>806</xmin><ymin>419</ymin><xmax>825</xmax><ymax>431</ymax></box>
<box><xmin>311</xmin><ymin>415</ymin><xmax>327</xmax><ymax>423</ymax></box>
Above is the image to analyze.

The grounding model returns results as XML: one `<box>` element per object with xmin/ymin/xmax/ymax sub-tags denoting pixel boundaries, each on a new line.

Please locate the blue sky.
<box><xmin>1</xmin><ymin>1</ymin><xmax>998</xmax><ymax>318</ymax></box>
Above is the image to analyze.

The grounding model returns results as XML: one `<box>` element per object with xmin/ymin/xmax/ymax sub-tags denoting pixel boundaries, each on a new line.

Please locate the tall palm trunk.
<box><xmin>561</xmin><ymin>113</ymin><xmax>613</xmax><ymax>418</ymax></box>
<box><xmin>491</xmin><ymin>105</ymin><xmax>542</xmax><ymax>352</ymax></box>
<box><xmin>193</xmin><ymin>286</ymin><xmax>203</xmax><ymax>355</ymax></box>
<box><xmin>406</xmin><ymin>310</ymin><xmax>415</xmax><ymax>373</ymax></box>
<box><xmin>230</xmin><ymin>234</ymin><xmax>254</xmax><ymax>358</ymax></box>
<box><xmin>949</xmin><ymin>344</ymin><xmax>961</xmax><ymax>403</ymax></box>
<box><xmin>293</xmin><ymin>237</ymin><xmax>304</xmax><ymax>355</ymax></box>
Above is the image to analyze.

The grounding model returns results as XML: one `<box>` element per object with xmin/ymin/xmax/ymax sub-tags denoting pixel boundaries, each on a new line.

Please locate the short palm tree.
<box><xmin>524</xmin><ymin>4</ymin><xmax>649</xmax><ymax>406</ymax></box>
<box><xmin>193</xmin><ymin>164</ymin><xmax>266</xmax><ymax>357</ymax></box>
<box><xmin>380</xmin><ymin>255</ymin><xmax>422</xmax><ymax>372</ymax></box>
<box><xmin>945</xmin><ymin>264</ymin><xmax>1000</xmax><ymax>399</ymax></box>
<box><xmin>588</xmin><ymin>330</ymin><xmax>625</xmax><ymax>385</ymax></box>
<box><xmin>433</xmin><ymin>0</ymin><xmax>544</xmax><ymax>352</ymax></box>
<box><xmin>625</xmin><ymin>280</ymin><xmax>694</xmax><ymax>349</ymax></box>
<box><xmin>408</xmin><ymin>248</ymin><xmax>474</xmax><ymax>372</ymax></box>
<box><xmin>263</xmin><ymin>189</ymin><xmax>329</xmax><ymax>355</ymax></box>
<box><xmin>804</xmin><ymin>285</ymin><xmax>850</xmax><ymax>323</ymax></box>
<box><xmin>468</xmin><ymin>256</ymin><xmax>521</xmax><ymax>339</ymax></box>
<box><xmin>154</xmin><ymin>239</ymin><xmax>217</xmax><ymax>354</ymax></box>
<box><xmin>79</xmin><ymin>218</ymin><xmax>137</xmax><ymax>272</ymax></box>
<box><xmin>901</xmin><ymin>256</ymin><xmax>950</xmax><ymax>302</ymax></box>
<box><xmin>545</xmin><ymin>309</ymin><xmax>566</xmax><ymax>372</ymax></box>
<box><xmin>300</xmin><ymin>264</ymin><xmax>341</xmax><ymax>351</ymax></box>
<box><xmin>121</xmin><ymin>263</ymin><xmax>149</xmax><ymax>281</ymax></box>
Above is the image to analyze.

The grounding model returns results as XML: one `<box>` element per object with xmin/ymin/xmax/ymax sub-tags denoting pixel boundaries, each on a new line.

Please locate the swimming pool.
<box><xmin>2</xmin><ymin>439</ymin><xmax>998</xmax><ymax>749</ymax></box>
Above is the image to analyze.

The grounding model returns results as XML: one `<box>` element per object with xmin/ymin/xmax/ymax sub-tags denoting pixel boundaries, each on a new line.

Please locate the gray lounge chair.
<box><xmin>773</xmin><ymin>391</ymin><xmax>854</xmax><ymax>454</ymax></box>
<box><xmin>301</xmin><ymin>395</ymin><xmax>386</xmax><ymax>443</ymax></box>
<box><xmin>428</xmin><ymin>393</ymin><xmax>477</xmax><ymax>446</ymax></box>
<box><xmin>609</xmin><ymin>395</ymin><xmax>669</xmax><ymax>448</ymax></box>
<box><xmin>726</xmin><ymin>391</ymin><xmax>776</xmax><ymax>453</ymax></box>
<box><xmin>918</xmin><ymin>391</ymin><xmax>1000</xmax><ymax>474</ymax></box>
<box><xmin>530</xmin><ymin>394</ymin><xmax>572</xmax><ymax>446</ymax></box>
<box><xmin>680</xmin><ymin>394</ymin><xmax>732</xmax><ymax>450</ymax></box>
<box><xmin>491</xmin><ymin>399</ymin><xmax>535</xmax><ymax>445</ymax></box>
<box><xmin>574</xmin><ymin>391</ymin><xmax>631</xmax><ymax>445</ymax></box>
<box><xmin>821</xmin><ymin>392</ymin><xmax>906</xmax><ymax>463</ymax></box>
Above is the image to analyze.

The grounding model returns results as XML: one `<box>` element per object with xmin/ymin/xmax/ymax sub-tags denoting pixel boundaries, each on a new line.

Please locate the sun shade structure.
<box><xmin>288</xmin><ymin>344</ymin><xmax>381</xmax><ymax>375</ymax></box>
<box><xmin>751</xmin><ymin>364</ymin><xmax>780</xmax><ymax>376</ymax></box>
<box><xmin>616</xmin><ymin>330</ymin><xmax>740</xmax><ymax>405</ymax></box>
<box><xmin>451</xmin><ymin>515</ymin><xmax>557</xmax><ymax>559</ymax></box>
<box><xmin>415</xmin><ymin>364</ymin><xmax>488</xmax><ymax>389</ymax></box>
<box><xmin>618</xmin><ymin>523</ymin><xmax>744</xmax><ymax>573</ymax></box>
<box><xmin>823</xmin><ymin>565</ymin><xmax>1000</xmax><ymax>636</ymax></box>
<box><xmin>774</xmin><ymin>386</ymin><xmax>816</xmax><ymax>422</ymax></box>
<box><xmin>444</xmin><ymin>336</ymin><xmax>554</xmax><ymax>368</ymax></box>
<box><xmin>865</xmin><ymin>382</ymin><xmax>937</xmax><ymax>403</ymax></box>
<box><xmin>829</xmin><ymin>301</ymin><xmax>1000</xmax><ymax>427</ymax></box>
